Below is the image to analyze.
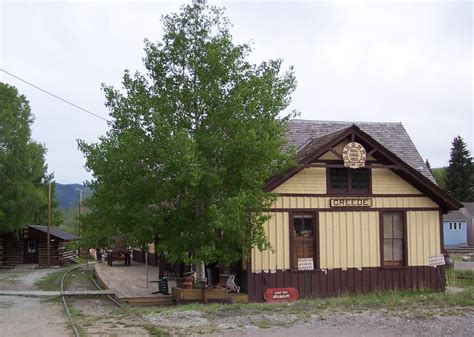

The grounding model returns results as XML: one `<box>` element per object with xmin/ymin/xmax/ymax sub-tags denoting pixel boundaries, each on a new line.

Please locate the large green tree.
<box><xmin>0</xmin><ymin>82</ymin><xmax>60</xmax><ymax>232</ymax></box>
<box><xmin>79</xmin><ymin>4</ymin><xmax>296</xmax><ymax>265</ymax></box>
<box><xmin>445</xmin><ymin>136</ymin><xmax>474</xmax><ymax>201</ymax></box>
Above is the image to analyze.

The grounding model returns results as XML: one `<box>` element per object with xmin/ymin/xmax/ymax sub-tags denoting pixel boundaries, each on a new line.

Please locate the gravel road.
<box><xmin>0</xmin><ymin>265</ymin><xmax>72</xmax><ymax>337</ymax></box>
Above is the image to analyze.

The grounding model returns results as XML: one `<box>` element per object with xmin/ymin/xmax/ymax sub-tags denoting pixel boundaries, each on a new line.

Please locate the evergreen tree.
<box><xmin>0</xmin><ymin>82</ymin><xmax>60</xmax><ymax>232</ymax></box>
<box><xmin>425</xmin><ymin>159</ymin><xmax>432</xmax><ymax>173</ymax></box>
<box><xmin>445</xmin><ymin>136</ymin><xmax>474</xmax><ymax>201</ymax></box>
<box><xmin>79</xmin><ymin>4</ymin><xmax>297</xmax><ymax>265</ymax></box>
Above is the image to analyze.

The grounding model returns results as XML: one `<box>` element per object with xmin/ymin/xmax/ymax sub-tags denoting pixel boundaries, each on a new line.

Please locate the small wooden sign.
<box><xmin>264</xmin><ymin>287</ymin><xmax>299</xmax><ymax>303</ymax></box>
<box><xmin>342</xmin><ymin>142</ymin><xmax>367</xmax><ymax>168</ymax></box>
<box><xmin>429</xmin><ymin>254</ymin><xmax>445</xmax><ymax>267</ymax></box>
<box><xmin>297</xmin><ymin>258</ymin><xmax>314</xmax><ymax>270</ymax></box>
<box><xmin>330</xmin><ymin>197</ymin><xmax>372</xmax><ymax>208</ymax></box>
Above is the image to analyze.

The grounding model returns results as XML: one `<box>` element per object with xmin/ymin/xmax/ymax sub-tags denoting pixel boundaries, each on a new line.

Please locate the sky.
<box><xmin>0</xmin><ymin>0</ymin><xmax>472</xmax><ymax>184</ymax></box>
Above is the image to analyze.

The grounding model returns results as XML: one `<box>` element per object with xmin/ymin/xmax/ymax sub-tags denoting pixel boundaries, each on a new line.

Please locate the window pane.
<box><xmin>294</xmin><ymin>216</ymin><xmax>304</xmax><ymax>236</ymax></box>
<box><xmin>329</xmin><ymin>168</ymin><xmax>348</xmax><ymax>191</ymax></box>
<box><xmin>303</xmin><ymin>216</ymin><xmax>313</xmax><ymax>236</ymax></box>
<box><xmin>393</xmin><ymin>220</ymin><xmax>403</xmax><ymax>239</ymax></box>
<box><xmin>351</xmin><ymin>168</ymin><xmax>369</xmax><ymax>191</ymax></box>
<box><xmin>383</xmin><ymin>214</ymin><xmax>393</xmax><ymax>238</ymax></box>
<box><xmin>393</xmin><ymin>239</ymin><xmax>403</xmax><ymax>262</ymax></box>
<box><xmin>383</xmin><ymin>239</ymin><xmax>393</xmax><ymax>263</ymax></box>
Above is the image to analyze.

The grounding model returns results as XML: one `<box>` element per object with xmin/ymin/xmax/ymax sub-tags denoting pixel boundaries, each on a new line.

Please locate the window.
<box><xmin>459</xmin><ymin>223</ymin><xmax>462</xmax><ymax>230</ymax></box>
<box><xmin>328</xmin><ymin>168</ymin><xmax>370</xmax><ymax>194</ymax></box>
<box><xmin>454</xmin><ymin>223</ymin><xmax>457</xmax><ymax>230</ymax></box>
<box><xmin>449</xmin><ymin>223</ymin><xmax>453</xmax><ymax>230</ymax></box>
<box><xmin>27</xmin><ymin>241</ymin><xmax>37</xmax><ymax>253</ymax></box>
<box><xmin>382</xmin><ymin>212</ymin><xmax>405</xmax><ymax>267</ymax></box>
<box><xmin>291</xmin><ymin>213</ymin><xmax>316</xmax><ymax>270</ymax></box>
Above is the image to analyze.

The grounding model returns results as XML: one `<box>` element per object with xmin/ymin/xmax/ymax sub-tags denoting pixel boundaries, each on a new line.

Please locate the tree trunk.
<box><xmin>196</xmin><ymin>261</ymin><xmax>206</xmax><ymax>283</ymax></box>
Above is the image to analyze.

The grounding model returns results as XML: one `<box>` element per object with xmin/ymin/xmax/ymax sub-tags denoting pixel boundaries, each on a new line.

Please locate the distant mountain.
<box><xmin>54</xmin><ymin>183</ymin><xmax>92</xmax><ymax>210</ymax></box>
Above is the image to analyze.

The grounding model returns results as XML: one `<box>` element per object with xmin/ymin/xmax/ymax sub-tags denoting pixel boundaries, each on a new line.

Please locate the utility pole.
<box><xmin>47</xmin><ymin>181</ymin><xmax>51</xmax><ymax>268</ymax></box>
<box><xmin>78</xmin><ymin>189</ymin><xmax>83</xmax><ymax>237</ymax></box>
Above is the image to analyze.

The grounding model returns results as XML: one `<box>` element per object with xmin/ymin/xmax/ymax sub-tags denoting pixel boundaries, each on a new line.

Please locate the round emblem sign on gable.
<box><xmin>342</xmin><ymin>142</ymin><xmax>367</xmax><ymax>168</ymax></box>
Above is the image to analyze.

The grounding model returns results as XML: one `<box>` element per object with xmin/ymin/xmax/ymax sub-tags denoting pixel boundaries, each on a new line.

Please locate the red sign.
<box><xmin>264</xmin><ymin>287</ymin><xmax>299</xmax><ymax>303</ymax></box>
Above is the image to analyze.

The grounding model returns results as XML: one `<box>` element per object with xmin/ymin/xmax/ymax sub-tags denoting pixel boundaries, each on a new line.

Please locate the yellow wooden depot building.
<box><xmin>242</xmin><ymin>120</ymin><xmax>461</xmax><ymax>302</ymax></box>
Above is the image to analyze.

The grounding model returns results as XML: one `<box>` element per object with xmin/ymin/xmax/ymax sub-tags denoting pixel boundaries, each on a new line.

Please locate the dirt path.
<box><xmin>216</xmin><ymin>311</ymin><xmax>474</xmax><ymax>337</ymax></box>
<box><xmin>0</xmin><ymin>265</ymin><xmax>72</xmax><ymax>337</ymax></box>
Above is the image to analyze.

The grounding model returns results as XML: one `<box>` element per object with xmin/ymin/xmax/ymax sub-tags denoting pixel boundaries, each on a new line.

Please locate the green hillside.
<box><xmin>54</xmin><ymin>183</ymin><xmax>92</xmax><ymax>210</ymax></box>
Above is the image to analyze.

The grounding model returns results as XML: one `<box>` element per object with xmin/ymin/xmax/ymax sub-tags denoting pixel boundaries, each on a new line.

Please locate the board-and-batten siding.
<box><xmin>273</xmin><ymin>196</ymin><xmax>437</xmax><ymax>209</ymax></box>
<box><xmin>272</xmin><ymin>168</ymin><xmax>326</xmax><ymax>194</ymax></box>
<box><xmin>319</xmin><ymin>140</ymin><xmax>377</xmax><ymax>161</ymax></box>
<box><xmin>273</xmin><ymin>167</ymin><xmax>423</xmax><ymax>196</ymax></box>
<box><xmin>251</xmin><ymin>212</ymin><xmax>289</xmax><ymax>272</ymax></box>
<box><xmin>251</xmin><ymin>209</ymin><xmax>442</xmax><ymax>272</ymax></box>
<box><xmin>372</xmin><ymin>168</ymin><xmax>422</xmax><ymax>194</ymax></box>
<box><xmin>319</xmin><ymin>211</ymin><xmax>380</xmax><ymax>269</ymax></box>
<box><xmin>251</xmin><ymin>164</ymin><xmax>441</xmax><ymax>272</ymax></box>
<box><xmin>407</xmin><ymin>211</ymin><xmax>441</xmax><ymax>266</ymax></box>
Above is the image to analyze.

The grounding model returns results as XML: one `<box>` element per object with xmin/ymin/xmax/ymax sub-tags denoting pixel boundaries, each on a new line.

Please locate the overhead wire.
<box><xmin>0</xmin><ymin>68</ymin><xmax>110</xmax><ymax>122</ymax></box>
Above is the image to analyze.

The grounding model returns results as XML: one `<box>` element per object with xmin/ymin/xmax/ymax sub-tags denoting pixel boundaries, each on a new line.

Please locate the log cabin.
<box><xmin>242</xmin><ymin>120</ymin><xmax>462</xmax><ymax>302</ymax></box>
<box><xmin>0</xmin><ymin>225</ymin><xmax>79</xmax><ymax>267</ymax></box>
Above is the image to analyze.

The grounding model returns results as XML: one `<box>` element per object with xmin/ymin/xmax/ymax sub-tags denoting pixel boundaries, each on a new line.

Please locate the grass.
<box><xmin>34</xmin><ymin>270</ymin><xmax>64</xmax><ymax>291</ymax></box>
<box><xmin>446</xmin><ymin>269</ymin><xmax>474</xmax><ymax>289</ymax></box>
<box><xmin>143</xmin><ymin>324</ymin><xmax>171</xmax><ymax>336</ymax></box>
<box><xmin>135</xmin><ymin>288</ymin><xmax>474</xmax><ymax>321</ymax></box>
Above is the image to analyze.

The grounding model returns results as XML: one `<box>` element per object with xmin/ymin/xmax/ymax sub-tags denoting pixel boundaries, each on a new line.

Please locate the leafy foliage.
<box><xmin>79</xmin><ymin>4</ymin><xmax>297</xmax><ymax>264</ymax></box>
<box><xmin>0</xmin><ymin>82</ymin><xmax>61</xmax><ymax>232</ymax></box>
<box><xmin>445</xmin><ymin>136</ymin><xmax>474</xmax><ymax>201</ymax></box>
<box><xmin>432</xmin><ymin>167</ymin><xmax>447</xmax><ymax>190</ymax></box>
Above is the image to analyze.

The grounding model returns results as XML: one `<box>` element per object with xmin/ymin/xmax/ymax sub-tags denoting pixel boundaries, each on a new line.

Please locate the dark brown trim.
<box><xmin>265</xmin><ymin>207</ymin><xmax>441</xmax><ymax>213</ymax></box>
<box><xmin>368</xmin><ymin>148</ymin><xmax>378</xmax><ymax>156</ymax></box>
<box><xmin>379</xmin><ymin>211</ymin><xmax>408</xmax><ymax>268</ymax></box>
<box><xmin>300</xmin><ymin>127</ymin><xmax>355</xmax><ymax>166</ymax></box>
<box><xmin>439</xmin><ymin>211</ymin><xmax>445</xmax><ymax>252</ymax></box>
<box><xmin>329</xmin><ymin>148</ymin><xmax>343</xmax><ymax>160</ymax></box>
<box><xmin>263</xmin><ymin>125</ymin><xmax>462</xmax><ymax>211</ymax></box>
<box><xmin>276</xmin><ymin>193</ymin><xmax>424</xmax><ymax>198</ymax></box>
<box><xmin>326</xmin><ymin>167</ymin><xmax>372</xmax><ymax>195</ymax></box>
<box><xmin>263</xmin><ymin>166</ymin><xmax>304</xmax><ymax>192</ymax></box>
<box><xmin>348</xmin><ymin>126</ymin><xmax>462</xmax><ymax>211</ymax></box>
<box><xmin>289</xmin><ymin>211</ymin><xmax>319</xmax><ymax>271</ymax></box>
<box><xmin>247</xmin><ymin>266</ymin><xmax>444</xmax><ymax>302</ymax></box>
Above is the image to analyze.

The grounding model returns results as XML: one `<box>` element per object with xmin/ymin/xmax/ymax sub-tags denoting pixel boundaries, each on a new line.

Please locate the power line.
<box><xmin>0</xmin><ymin>68</ymin><xmax>110</xmax><ymax>122</ymax></box>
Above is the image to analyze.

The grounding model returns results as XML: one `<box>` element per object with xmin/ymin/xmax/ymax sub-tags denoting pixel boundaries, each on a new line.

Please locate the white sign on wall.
<box><xmin>429</xmin><ymin>254</ymin><xmax>445</xmax><ymax>267</ymax></box>
<box><xmin>298</xmin><ymin>258</ymin><xmax>314</xmax><ymax>271</ymax></box>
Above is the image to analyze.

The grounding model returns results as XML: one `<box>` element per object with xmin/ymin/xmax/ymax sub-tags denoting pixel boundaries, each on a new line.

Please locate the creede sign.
<box><xmin>330</xmin><ymin>197</ymin><xmax>372</xmax><ymax>208</ymax></box>
<box><xmin>264</xmin><ymin>288</ymin><xmax>299</xmax><ymax>303</ymax></box>
<box><xmin>342</xmin><ymin>142</ymin><xmax>367</xmax><ymax>168</ymax></box>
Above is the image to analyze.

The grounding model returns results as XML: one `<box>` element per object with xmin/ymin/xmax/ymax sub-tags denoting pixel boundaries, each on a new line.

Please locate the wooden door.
<box><xmin>24</xmin><ymin>240</ymin><xmax>39</xmax><ymax>264</ymax></box>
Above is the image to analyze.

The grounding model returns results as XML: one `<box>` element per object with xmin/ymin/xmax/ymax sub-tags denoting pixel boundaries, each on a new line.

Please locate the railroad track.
<box><xmin>60</xmin><ymin>264</ymin><xmax>124</xmax><ymax>337</ymax></box>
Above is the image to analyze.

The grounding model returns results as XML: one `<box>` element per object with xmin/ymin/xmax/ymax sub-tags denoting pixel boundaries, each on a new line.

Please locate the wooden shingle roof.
<box><xmin>286</xmin><ymin>120</ymin><xmax>435</xmax><ymax>183</ymax></box>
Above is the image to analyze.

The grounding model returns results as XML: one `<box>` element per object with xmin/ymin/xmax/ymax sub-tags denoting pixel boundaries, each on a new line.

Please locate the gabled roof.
<box><xmin>287</xmin><ymin>120</ymin><xmax>435</xmax><ymax>182</ymax></box>
<box><xmin>265</xmin><ymin>120</ymin><xmax>462</xmax><ymax>211</ymax></box>
<box><xmin>443</xmin><ymin>210</ymin><xmax>469</xmax><ymax>221</ymax></box>
<box><xmin>295</xmin><ymin>128</ymin><xmax>349</xmax><ymax>162</ymax></box>
<box><xmin>28</xmin><ymin>225</ymin><xmax>79</xmax><ymax>241</ymax></box>
<box><xmin>444</xmin><ymin>202</ymin><xmax>474</xmax><ymax>221</ymax></box>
